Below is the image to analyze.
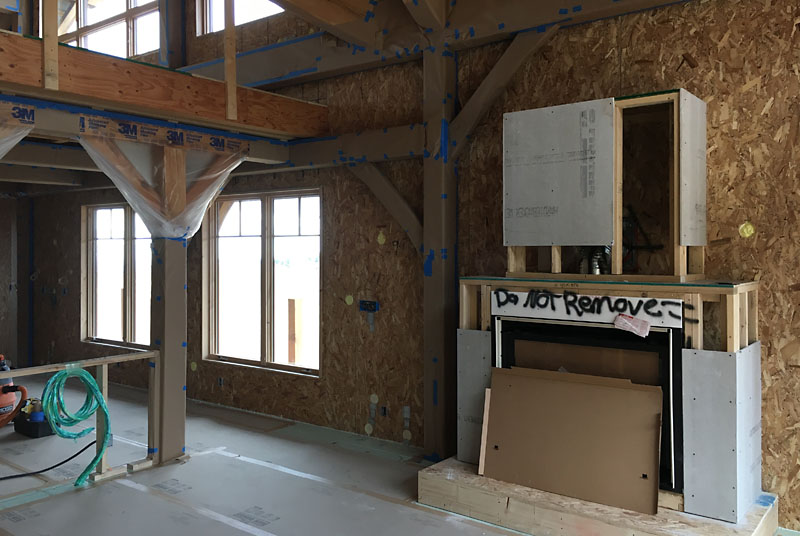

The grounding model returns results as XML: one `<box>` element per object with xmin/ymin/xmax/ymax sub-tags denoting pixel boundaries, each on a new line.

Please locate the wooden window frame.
<box><xmin>82</xmin><ymin>203</ymin><xmax>150</xmax><ymax>349</ymax></box>
<box><xmin>204</xmin><ymin>189</ymin><xmax>322</xmax><ymax>376</ymax></box>
<box><xmin>57</xmin><ymin>0</ymin><xmax>159</xmax><ymax>58</ymax></box>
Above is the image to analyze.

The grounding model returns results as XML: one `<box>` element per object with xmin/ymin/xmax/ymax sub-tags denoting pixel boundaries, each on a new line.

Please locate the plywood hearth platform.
<box><xmin>418</xmin><ymin>457</ymin><xmax>778</xmax><ymax>536</ymax></box>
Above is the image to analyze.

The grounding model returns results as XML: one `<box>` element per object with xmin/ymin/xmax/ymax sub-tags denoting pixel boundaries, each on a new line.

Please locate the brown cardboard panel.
<box><xmin>514</xmin><ymin>339</ymin><xmax>660</xmax><ymax>385</ymax></box>
<box><xmin>483</xmin><ymin>368</ymin><xmax>662</xmax><ymax>514</ymax></box>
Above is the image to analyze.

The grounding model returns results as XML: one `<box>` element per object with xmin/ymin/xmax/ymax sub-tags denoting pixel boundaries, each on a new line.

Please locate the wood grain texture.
<box><xmin>0</xmin><ymin>33</ymin><xmax>328</xmax><ymax>139</ymax></box>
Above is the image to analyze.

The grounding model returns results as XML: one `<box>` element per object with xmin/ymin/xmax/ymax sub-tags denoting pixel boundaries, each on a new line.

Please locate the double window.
<box><xmin>196</xmin><ymin>0</ymin><xmax>283</xmax><ymax>34</ymax></box>
<box><xmin>83</xmin><ymin>205</ymin><xmax>152</xmax><ymax>346</ymax></box>
<box><xmin>207</xmin><ymin>191</ymin><xmax>321</xmax><ymax>373</ymax></box>
<box><xmin>56</xmin><ymin>0</ymin><xmax>160</xmax><ymax>57</ymax></box>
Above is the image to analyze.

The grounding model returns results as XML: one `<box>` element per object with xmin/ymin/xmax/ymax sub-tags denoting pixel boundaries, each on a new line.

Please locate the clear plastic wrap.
<box><xmin>0</xmin><ymin>122</ymin><xmax>33</xmax><ymax>161</ymax></box>
<box><xmin>79</xmin><ymin>135</ymin><xmax>244</xmax><ymax>240</ymax></box>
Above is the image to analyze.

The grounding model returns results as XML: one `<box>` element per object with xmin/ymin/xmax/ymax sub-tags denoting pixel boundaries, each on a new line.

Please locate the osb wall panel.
<box><xmin>456</xmin><ymin>0</ymin><xmax>800</xmax><ymax>526</ymax></box>
<box><xmin>188</xmin><ymin>165</ymin><xmax>423</xmax><ymax>445</ymax></box>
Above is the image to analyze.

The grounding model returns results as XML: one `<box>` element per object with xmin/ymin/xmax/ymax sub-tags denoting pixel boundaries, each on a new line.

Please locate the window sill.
<box><xmin>83</xmin><ymin>338</ymin><xmax>152</xmax><ymax>353</ymax></box>
<box><xmin>205</xmin><ymin>355</ymin><xmax>320</xmax><ymax>378</ymax></box>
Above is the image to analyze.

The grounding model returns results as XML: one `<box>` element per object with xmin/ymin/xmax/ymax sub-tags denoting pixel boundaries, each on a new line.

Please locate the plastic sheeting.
<box><xmin>79</xmin><ymin>135</ymin><xmax>243</xmax><ymax>240</ymax></box>
<box><xmin>0</xmin><ymin>122</ymin><xmax>33</xmax><ymax>161</ymax></box>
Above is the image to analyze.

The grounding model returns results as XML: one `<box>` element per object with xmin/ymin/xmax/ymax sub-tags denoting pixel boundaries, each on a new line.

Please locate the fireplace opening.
<box><xmin>495</xmin><ymin>317</ymin><xmax>683</xmax><ymax>493</ymax></box>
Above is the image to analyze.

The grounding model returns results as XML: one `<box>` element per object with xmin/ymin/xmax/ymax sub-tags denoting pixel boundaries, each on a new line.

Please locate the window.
<box><xmin>56</xmin><ymin>0</ymin><xmax>159</xmax><ymax>57</ymax></box>
<box><xmin>197</xmin><ymin>0</ymin><xmax>283</xmax><ymax>35</ymax></box>
<box><xmin>207</xmin><ymin>191</ymin><xmax>321</xmax><ymax>372</ymax></box>
<box><xmin>84</xmin><ymin>205</ymin><xmax>153</xmax><ymax>346</ymax></box>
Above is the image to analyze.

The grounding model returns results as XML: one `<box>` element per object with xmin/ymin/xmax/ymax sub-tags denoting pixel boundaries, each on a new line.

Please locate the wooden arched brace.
<box><xmin>86</xmin><ymin>136</ymin><xmax>162</xmax><ymax>210</ymax></box>
<box><xmin>185</xmin><ymin>152</ymin><xmax>243</xmax><ymax>206</ymax></box>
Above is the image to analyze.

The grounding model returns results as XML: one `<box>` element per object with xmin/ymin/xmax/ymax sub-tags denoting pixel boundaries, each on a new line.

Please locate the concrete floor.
<box><xmin>0</xmin><ymin>375</ymin><xmax>510</xmax><ymax>536</ymax></box>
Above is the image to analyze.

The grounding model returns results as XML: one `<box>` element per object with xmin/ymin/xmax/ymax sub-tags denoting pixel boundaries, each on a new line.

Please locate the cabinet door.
<box><xmin>503</xmin><ymin>98</ymin><xmax>615</xmax><ymax>246</ymax></box>
<box><xmin>679</xmin><ymin>89</ymin><xmax>707</xmax><ymax>246</ymax></box>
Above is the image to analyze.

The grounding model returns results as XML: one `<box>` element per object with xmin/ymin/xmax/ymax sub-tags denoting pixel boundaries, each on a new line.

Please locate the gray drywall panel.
<box><xmin>736</xmin><ymin>342</ymin><xmax>762</xmax><ymax>521</ymax></box>
<box><xmin>503</xmin><ymin>98</ymin><xmax>615</xmax><ymax>246</ymax></box>
<box><xmin>679</xmin><ymin>89</ymin><xmax>708</xmax><ymax>246</ymax></box>
<box><xmin>683</xmin><ymin>342</ymin><xmax>762</xmax><ymax>523</ymax></box>
<box><xmin>456</xmin><ymin>329</ymin><xmax>492</xmax><ymax>464</ymax></box>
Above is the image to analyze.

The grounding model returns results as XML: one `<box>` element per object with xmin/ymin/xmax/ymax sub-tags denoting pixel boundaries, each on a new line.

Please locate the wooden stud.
<box><xmin>458</xmin><ymin>283</ymin><xmax>478</xmax><ymax>330</ymax></box>
<box><xmin>723</xmin><ymin>294</ymin><xmax>741</xmax><ymax>352</ymax></box>
<box><xmin>671</xmin><ymin>98</ymin><xmax>688</xmax><ymax>276</ymax></box>
<box><xmin>507</xmin><ymin>246</ymin><xmax>527</xmax><ymax>273</ymax></box>
<box><xmin>748</xmin><ymin>289</ymin><xmax>759</xmax><ymax>344</ymax></box>
<box><xmin>42</xmin><ymin>0</ymin><xmax>58</xmax><ymax>90</ymax></box>
<box><xmin>478</xmin><ymin>388</ymin><xmax>491</xmax><ymax>476</ymax></box>
<box><xmin>224</xmin><ymin>0</ymin><xmax>237</xmax><ymax>121</ymax></box>
<box><xmin>739</xmin><ymin>292</ymin><xmax>749</xmax><ymax>350</ymax></box>
<box><xmin>480</xmin><ymin>285</ymin><xmax>491</xmax><ymax>331</ymax></box>
<box><xmin>688</xmin><ymin>246</ymin><xmax>705</xmax><ymax>275</ymax></box>
<box><xmin>685</xmin><ymin>293</ymin><xmax>703</xmax><ymax>350</ymax></box>
<box><xmin>162</xmin><ymin>147</ymin><xmax>187</xmax><ymax>220</ymax></box>
<box><xmin>0</xmin><ymin>351</ymin><xmax>156</xmax><ymax>381</ymax></box>
<box><xmin>93</xmin><ymin>363</ymin><xmax>109</xmax><ymax>475</ymax></box>
<box><xmin>612</xmin><ymin>104</ymin><xmax>624</xmax><ymax>274</ymax></box>
<box><xmin>550</xmin><ymin>246</ymin><xmax>562</xmax><ymax>274</ymax></box>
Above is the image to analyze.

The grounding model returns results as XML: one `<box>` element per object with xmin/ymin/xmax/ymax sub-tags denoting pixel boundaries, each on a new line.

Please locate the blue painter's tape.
<box><xmin>756</xmin><ymin>494</ymin><xmax>776</xmax><ymax>507</ymax></box>
<box><xmin>559</xmin><ymin>8</ymin><xmax>568</xmax><ymax>14</ymax></box>
<box><xmin>155</xmin><ymin>339</ymin><xmax>162</xmax><ymax>346</ymax></box>
<box><xmin>424</xmin><ymin>149</ymin><xmax>431</xmax><ymax>158</ymax></box>
<box><xmin>442</xmin><ymin>50</ymin><xmax>454</xmax><ymax>57</ymax></box>
<box><xmin>425</xmin><ymin>27</ymin><xmax>433</xmax><ymax>33</ymax></box>
<box><xmin>454</xmin><ymin>28</ymin><xmax>460</xmax><ymax>39</ymax></box>
<box><xmin>383</xmin><ymin>153</ymin><xmax>389</xmax><ymax>159</ymax></box>
<box><xmin>147</xmin><ymin>447</ymin><xmax>158</xmax><ymax>454</ymax></box>
<box><xmin>468</xmin><ymin>26</ymin><xmax>475</xmax><ymax>37</ymax></box>
<box><xmin>182</xmin><ymin>446</ymin><xmax>186</xmax><ymax>453</ymax></box>
<box><xmin>182</xmin><ymin>385</ymin><xmax>187</xmax><ymax>391</ymax></box>
<box><xmin>440</xmin><ymin>119</ymin><xmax>449</xmax><ymax>164</ymax></box>
<box><xmin>148</xmin><ymin>362</ymin><xmax>156</xmax><ymax>368</ymax></box>
<box><xmin>441</xmin><ymin>193</ymin><xmax>447</xmax><ymax>199</ymax></box>
<box><xmin>181</xmin><ymin>341</ymin><xmax>187</xmax><ymax>347</ymax></box>
<box><xmin>498</xmin><ymin>22</ymin><xmax>505</xmax><ymax>30</ymax></box>
<box><xmin>433</xmin><ymin>380</ymin><xmax>438</xmax><ymax>405</ymax></box>
<box><xmin>156</xmin><ymin>295</ymin><xmax>162</xmax><ymax>302</ymax></box>
<box><xmin>423</xmin><ymin>452</ymin><xmax>443</xmax><ymax>463</ymax></box>
<box><xmin>424</xmin><ymin>249</ymin><xmax>435</xmax><ymax>277</ymax></box>
<box><xmin>573</xmin><ymin>5</ymin><xmax>582</xmax><ymax>11</ymax></box>
<box><xmin>441</xmin><ymin>248</ymin><xmax>448</xmax><ymax>260</ymax></box>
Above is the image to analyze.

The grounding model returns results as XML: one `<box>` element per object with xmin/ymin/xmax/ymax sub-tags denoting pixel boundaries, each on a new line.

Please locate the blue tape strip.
<box><xmin>147</xmin><ymin>447</ymin><xmax>158</xmax><ymax>454</ymax></box>
<box><xmin>423</xmin><ymin>249</ymin><xmax>434</xmax><ymax>277</ymax></box>
<box><xmin>243</xmin><ymin>66</ymin><xmax>319</xmax><ymax>88</ymax></box>
<box><xmin>440</xmin><ymin>119</ymin><xmax>449</xmax><ymax>164</ymax></box>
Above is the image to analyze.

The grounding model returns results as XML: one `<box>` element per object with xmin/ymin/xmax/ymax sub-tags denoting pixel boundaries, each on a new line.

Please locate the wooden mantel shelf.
<box><xmin>0</xmin><ymin>32</ymin><xmax>329</xmax><ymax>140</ymax></box>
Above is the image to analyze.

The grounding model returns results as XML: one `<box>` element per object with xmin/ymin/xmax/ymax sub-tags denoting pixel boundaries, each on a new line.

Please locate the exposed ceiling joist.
<box><xmin>2</xmin><ymin>141</ymin><xmax>99</xmax><ymax>171</ymax></box>
<box><xmin>271</xmin><ymin>0</ymin><xmax>381</xmax><ymax>48</ymax></box>
<box><xmin>401</xmin><ymin>0</ymin><xmax>447</xmax><ymax>31</ymax></box>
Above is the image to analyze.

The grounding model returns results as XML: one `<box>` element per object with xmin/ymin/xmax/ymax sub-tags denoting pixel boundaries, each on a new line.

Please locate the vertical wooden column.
<box><xmin>458</xmin><ymin>284</ymin><xmax>478</xmax><ymax>330</ymax></box>
<box><xmin>685</xmin><ymin>294</ymin><xmax>703</xmax><ymax>350</ymax></box>
<box><xmin>722</xmin><ymin>293</ymin><xmax>741</xmax><ymax>352</ymax></box>
<box><xmin>671</xmin><ymin>98</ymin><xmax>687</xmax><ymax>276</ymax></box>
<box><xmin>507</xmin><ymin>246</ymin><xmax>526</xmax><ymax>273</ymax></box>
<box><xmin>224</xmin><ymin>0</ymin><xmax>237</xmax><ymax>121</ymax></box>
<box><xmin>423</xmin><ymin>46</ymin><xmax>457</xmax><ymax>458</ymax></box>
<box><xmin>150</xmin><ymin>147</ymin><xmax>188</xmax><ymax>464</ymax></box>
<box><xmin>747</xmin><ymin>289</ymin><xmax>759</xmax><ymax>345</ymax></box>
<box><xmin>150</xmin><ymin>238</ymin><xmax>188</xmax><ymax>464</ymax></box>
<box><xmin>42</xmin><ymin>0</ymin><xmax>59</xmax><ymax>90</ymax></box>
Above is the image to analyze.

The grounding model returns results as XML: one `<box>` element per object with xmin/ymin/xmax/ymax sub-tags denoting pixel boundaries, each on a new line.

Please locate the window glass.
<box><xmin>133</xmin><ymin>215</ymin><xmax>152</xmax><ymax>345</ymax></box>
<box><xmin>207</xmin><ymin>0</ymin><xmax>284</xmax><ymax>33</ymax></box>
<box><xmin>94</xmin><ymin>207</ymin><xmax>125</xmax><ymax>341</ymax></box>
<box><xmin>58</xmin><ymin>1</ymin><xmax>78</xmax><ymax>35</ymax></box>
<box><xmin>85</xmin><ymin>0</ymin><xmax>126</xmax><ymax>26</ymax></box>
<box><xmin>84</xmin><ymin>21</ymin><xmax>127</xmax><ymax>57</ymax></box>
<box><xmin>216</xmin><ymin>199</ymin><xmax>262</xmax><ymax>360</ymax></box>
<box><xmin>273</xmin><ymin>197</ymin><xmax>299</xmax><ymax>236</ymax></box>
<box><xmin>134</xmin><ymin>11</ymin><xmax>160</xmax><ymax>55</ymax></box>
<box><xmin>300</xmin><ymin>196</ymin><xmax>320</xmax><ymax>236</ymax></box>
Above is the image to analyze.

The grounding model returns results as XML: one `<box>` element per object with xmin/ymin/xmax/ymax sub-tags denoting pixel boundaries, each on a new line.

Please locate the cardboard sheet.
<box><xmin>483</xmin><ymin>368</ymin><xmax>662</xmax><ymax>514</ymax></box>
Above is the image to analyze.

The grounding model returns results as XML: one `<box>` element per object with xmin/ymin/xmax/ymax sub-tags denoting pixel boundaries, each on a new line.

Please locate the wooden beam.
<box><xmin>224</xmin><ymin>0</ymin><xmax>237</xmax><ymax>121</ymax></box>
<box><xmin>423</xmin><ymin>47</ymin><xmax>458</xmax><ymax>458</ymax></box>
<box><xmin>402</xmin><ymin>0</ymin><xmax>446</xmax><ymax>31</ymax></box>
<box><xmin>0</xmin><ymin>32</ymin><xmax>329</xmax><ymax>139</ymax></box>
<box><xmin>43</xmin><ymin>0</ymin><xmax>58</xmax><ymax>90</ymax></box>
<box><xmin>0</xmin><ymin>164</ymin><xmax>97</xmax><ymax>186</ymax></box>
<box><xmin>94</xmin><ymin>364</ymin><xmax>110</xmax><ymax>474</ymax></box>
<box><xmin>507</xmin><ymin>246</ymin><xmax>526</xmax><ymax>272</ymax></box>
<box><xmin>447</xmin><ymin>25</ymin><xmax>558</xmax><ymax>162</ymax></box>
<box><xmin>349</xmin><ymin>163</ymin><xmax>422</xmax><ymax>251</ymax></box>
<box><xmin>0</xmin><ymin>351</ymin><xmax>157</xmax><ymax>380</ymax></box>
<box><xmin>612</xmin><ymin>104</ymin><xmax>624</xmax><ymax>274</ymax></box>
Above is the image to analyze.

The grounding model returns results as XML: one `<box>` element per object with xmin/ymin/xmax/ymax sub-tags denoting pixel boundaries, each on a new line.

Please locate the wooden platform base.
<box><xmin>418</xmin><ymin>458</ymin><xmax>778</xmax><ymax>536</ymax></box>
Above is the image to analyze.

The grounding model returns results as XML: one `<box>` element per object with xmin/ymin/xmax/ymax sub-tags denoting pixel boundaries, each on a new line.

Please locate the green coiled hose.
<box><xmin>41</xmin><ymin>367</ymin><xmax>111</xmax><ymax>486</ymax></box>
